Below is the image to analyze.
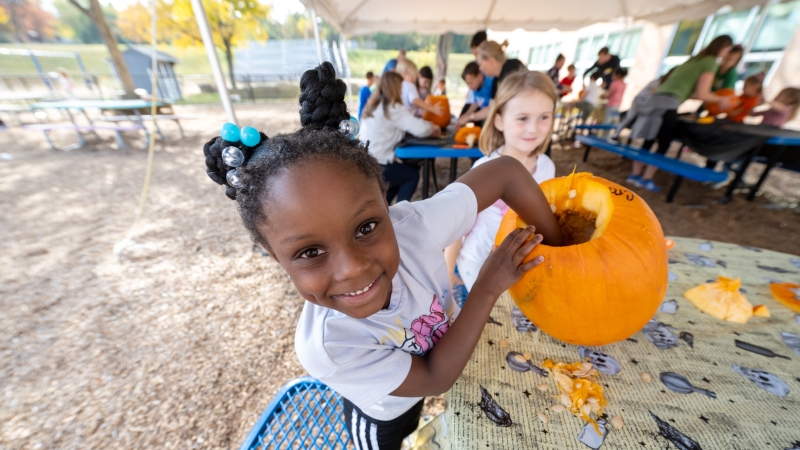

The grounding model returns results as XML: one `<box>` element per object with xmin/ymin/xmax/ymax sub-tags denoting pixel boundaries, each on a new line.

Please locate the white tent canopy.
<box><xmin>300</xmin><ymin>0</ymin><xmax>768</xmax><ymax>35</ymax></box>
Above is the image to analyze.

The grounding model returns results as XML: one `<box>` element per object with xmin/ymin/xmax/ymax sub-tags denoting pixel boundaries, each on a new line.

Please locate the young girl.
<box><xmin>751</xmin><ymin>87</ymin><xmax>800</xmax><ymax>127</ymax></box>
<box><xmin>360</xmin><ymin>71</ymin><xmax>441</xmax><ymax>204</ymax></box>
<box><xmin>445</xmin><ymin>71</ymin><xmax>557</xmax><ymax>292</ymax></box>
<box><xmin>602</xmin><ymin>67</ymin><xmax>627</xmax><ymax>124</ymax></box>
<box><xmin>726</xmin><ymin>75</ymin><xmax>762</xmax><ymax>123</ymax></box>
<box><xmin>202</xmin><ymin>62</ymin><xmax>563</xmax><ymax>448</ymax></box>
<box><xmin>396</xmin><ymin>59</ymin><xmax>442</xmax><ymax>117</ymax></box>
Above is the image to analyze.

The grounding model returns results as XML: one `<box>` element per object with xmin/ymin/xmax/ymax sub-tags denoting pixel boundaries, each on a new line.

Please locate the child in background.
<box><xmin>434</xmin><ymin>78</ymin><xmax>446</xmax><ymax>96</ymax></box>
<box><xmin>751</xmin><ymin>87</ymin><xmax>800</xmax><ymax>127</ymax></box>
<box><xmin>418</xmin><ymin>66</ymin><xmax>434</xmax><ymax>100</ymax></box>
<box><xmin>456</xmin><ymin>61</ymin><xmax>494</xmax><ymax>128</ymax></box>
<box><xmin>574</xmin><ymin>72</ymin><xmax>601</xmax><ymax>123</ymax></box>
<box><xmin>202</xmin><ymin>62</ymin><xmax>562</xmax><ymax>449</ymax></box>
<box><xmin>727</xmin><ymin>75</ymin><xmax>762</xmax><ymax>123</ymax></box>
<box><xmin>396</xmin><ymin>59</ymin><xmax>442</xmax><ymax>117</ymax></box>
<box><xmin>602</xmin><ymin>67</ymin><xmax>627</xmax><ymax>124</ymax></box>
<box><xmin>445</xmin><ymin>70</ymin><xmax>558</xmax><ymax>292</ymax></box>
<box><xmin>357</xmin><ymin>71</ymin><xmax>375</xmax><ymax>119</ymax></box>
<box><xmin>560</xmin><ymin>64</ymin><xmax>576</xmax><ymax>97</ymax></box>
<box><xmin>360</xmin><ymin>71</ymin><xmax>441</xmax><ymax>204</ymax></box>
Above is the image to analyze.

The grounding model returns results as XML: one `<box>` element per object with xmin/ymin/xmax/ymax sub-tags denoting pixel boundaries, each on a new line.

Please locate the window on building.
<box><xmin>606</xmin><ymin>32</ymin><xmax>622</xmax><ymax>54</ymax></box>
<box><xmin>619</xmin><ymin>29</ymin><xmax>642</xmax><ymax>60</ymax></box>
<box><xmin>700</xmin><ymin>8</ymin><xmax>755</xmax><ymax>48</ymax></box>
<box><xmin>667</xmin><ymin>19</ymin><xmax>705</xmax><ymax>56</ymax></box>
<box><xmin>751</xmin><ymin>0</ymin><xmax>800</xmax><ymax>52</ymax></box>
<box><xmin>588</xmin><ymin>35</ymin><xmax>606</xmax><ymax>57</ymax></box>
<box><xmin>576</xmin><ymin>37</ymin><xmax>590</xmax><ymax>62</ymax></box>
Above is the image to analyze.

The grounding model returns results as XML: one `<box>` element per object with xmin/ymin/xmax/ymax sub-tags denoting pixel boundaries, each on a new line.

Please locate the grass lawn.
<box><xmin>0</xmin><ymin>43</ymin><xmax>474</xmax><ymax>78</ymax></box>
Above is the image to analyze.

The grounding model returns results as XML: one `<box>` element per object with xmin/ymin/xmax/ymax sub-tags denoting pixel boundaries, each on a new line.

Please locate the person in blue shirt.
<box><xmin>382</xmin><ymin>49</ymin><xmax>407</xmax><ymax>74</ymax></box>
<box><xmin>454</xmin><ymin>62</ymin><xmax>493</xmax><ymax>128</ymax></box>
<box><xmin>358</xmin><ymin>71</ymin><xmax>375</xmax><ymax>119</ymax></box>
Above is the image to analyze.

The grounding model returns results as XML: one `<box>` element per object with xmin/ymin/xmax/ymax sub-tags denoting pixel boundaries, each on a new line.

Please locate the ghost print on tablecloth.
<box><xmin>511</xmin><ymin>306</ymin><xmax>538</xmax><ymax>333</ymax></box>
<box><xmin>642</xmin><ymin>320</ymin><xmax>682</xmax><ymax>350</ymax></box>
<box><xmin>578</xmin><ymin>347</ymin><xmax>622</xmax><ymax>375</ymax></box>
<box><xmin>732</xmin><ymin>365</ymin><xmax>790</xmax><ymax>397</ymax></box>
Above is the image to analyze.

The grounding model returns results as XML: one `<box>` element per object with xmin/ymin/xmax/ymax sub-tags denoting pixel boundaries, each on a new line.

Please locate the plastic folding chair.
<box><xmin>239</xmin><ymin>377</ymin><xmax>351</xmax><ymax>450</ymax></box>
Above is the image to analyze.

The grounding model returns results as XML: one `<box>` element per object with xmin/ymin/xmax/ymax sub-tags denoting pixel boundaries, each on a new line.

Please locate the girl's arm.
<box><xmin>444</xmin><ymin>239</ymin><xmax>463</xmax><ymax>289</ymax></box>
<box><xmin>453</xmin><ymin>103</ymin><xmax>480</xmax><ymax>129</ymax></box>
<box><xmin>395</xmin><ymin>106</ymin><xmax>440</xmax><ymax>138</ymax></box>
<box><xmin>694</xmin><ymin>72</ymin><xmax>732</xmax><ymax>110</ymax></box>
<box><xmin>390</xmin><ymin>157</ymin><xmax>563</xmax><ymax>397</ymax></box>
<box><xmin>412</xmin><ymin>97</ymin><xmax>443</xmax><ymax>116</ymax></box>
<box><xmin>455</xmin><ymin>99</ymin><xmax>494</xmax><ymax>128</ymax></box>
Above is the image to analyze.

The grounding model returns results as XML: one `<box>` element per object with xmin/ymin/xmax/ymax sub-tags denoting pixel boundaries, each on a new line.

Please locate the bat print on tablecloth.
<box><xmin>649</xmin><ymin>411</ymin><xmax>702</xmax><ymax>450</ymax></box>
<box><xmin>577</xmin><ymin>419</ymin><xmax>609</xmax><ymax>449</ymax></box>
<box><xmin>478</xmin><ymin>386</ymin><xmax>512</xmax><ymax>427</ymax></box>
<box><xmin>699</xmin><ymin>241</ymin><xmax>713</xmax><ymax>252</ymax></box>
<box><xmin>510</xmin><ymin>306</ymin><xmax>538</xmax><ymax>333</ymax></box>
<box><xmin>679</xmin><ymin>332</ymin><xmax>694</xmax><ymax>348</ymax></box>
<box><xmin>642</xmin><ymin>320</ymin><xmax>682</xmax><ymax>350</ymax></box>
<box><xmin>781</xmin><ymin>332</ymin><xmax>800</xmax><ymax>357</ymax></box>
<box><xmin>685</xmin><ymin>252</ymin><xmax>717</xmax><ymax>267</ymax></box>
<box><xmin>732</xmin><ymin>365</ymin><xmax>790</xmax><ymax>397</ymax></box>
<box><xmin>578</xmin><ymin>347</ymin><xmax>622</xmax><ymax>375</ymax></box>
<box><xmin>660</xmin><ymin>299</ymin><xmax>679</xmax><ymax>314</ymax></box>
<box><xmin>735</xmin><ymin>339</ymin><xmax>791</xmax><ymax>359</ymax></box>
<box><xmin>758</xmin><ymin>265</ymin><xmax>797</xmax><ymax>274</ymax></box>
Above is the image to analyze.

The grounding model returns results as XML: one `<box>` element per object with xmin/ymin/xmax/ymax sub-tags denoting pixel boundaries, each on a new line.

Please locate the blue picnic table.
<box><xmin>396</xmin><ymin>137</ymin><xmax>483</xmax><ymax>199</ymax></box>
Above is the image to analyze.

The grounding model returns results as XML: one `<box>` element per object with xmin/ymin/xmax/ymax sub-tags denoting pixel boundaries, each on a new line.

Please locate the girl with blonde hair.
<box><xmin>446</xmin><ymin>70</ymin><xmax>558</xmax><ymax>292</ymax></box>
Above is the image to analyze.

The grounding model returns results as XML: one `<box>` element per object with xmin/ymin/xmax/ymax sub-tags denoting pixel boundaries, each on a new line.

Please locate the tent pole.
<box><xmin>340</xmin><ymin>33</ymin><xmax>353</xmax><ymax>107</ymax></box>
<box><xmin>311</xmin><ymin>3</ymin><xmax>323</xmax><ymax>62</ymax></box>
<box><xmin>740</xmin><ymin>0</ymin><xmax>777</xmax><ymax>73</ymax></box>
<box><xmin>190</xmin><ymin>0</ymin><xmax>237</xmax><ymax>124</ymax></box>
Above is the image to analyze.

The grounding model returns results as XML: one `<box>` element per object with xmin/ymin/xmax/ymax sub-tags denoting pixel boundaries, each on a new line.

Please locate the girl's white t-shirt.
<box><xmin>294</xmin><ymin>183</ymin><xmax>478</xmax><ymax>421</ymax></box>
<box><xmin>401</xmin><ymin>80</ymin><xmax>420</xmax><ymax>113</ymax></box>
<box><xmin>457</xmin><ymin>149</ymin><xmax>556</xmax><ymax>291</ymax></box>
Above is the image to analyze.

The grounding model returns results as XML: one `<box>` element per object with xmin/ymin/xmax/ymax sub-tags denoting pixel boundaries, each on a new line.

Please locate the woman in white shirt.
<box><xmin>360</xmin><ymin>71</ymin><xmax>441</xmax><ymax>203</ymax></box>
<box><xmin>445</xmin><ymin>70</ymin><xmax>558</xmax><ymax>292</ymax></box>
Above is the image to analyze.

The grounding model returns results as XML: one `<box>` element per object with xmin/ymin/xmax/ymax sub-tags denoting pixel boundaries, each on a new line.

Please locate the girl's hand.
<box><xmin>716</xmin><ymin>96</ymin><xmax>732</xmax><ymax>111</ymax></box>
<box><xmin>472</xmin><ymin>226</ymin><xmax>544</xmax><ymax>298</ymax></box>
<box><xmin>429</xmin><ymin>103</ymin><xmax>443</xmax><ymax>116</ymax></box>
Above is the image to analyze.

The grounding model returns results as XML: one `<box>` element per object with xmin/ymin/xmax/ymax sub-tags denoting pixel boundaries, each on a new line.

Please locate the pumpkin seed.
<box><xmin>499</xmin><ymin>339</ymin><xmax>509</xmax><ymax>347</ymax></box>
<box><xmin>537</xmin><ymin>411</ymin><xmax>549</xmax><ymax>423</ymax></box>
<box><xmin>581</xmin><ymin>362</ymin><xmax>593</xmax><ymax>371</ymax></box>
<box><xmin>523</xmin><ymin>351</ymin><xmax>532</xmax><ymax>360</ymax></box>
<box><xmin>640</xmin><ymin>371</ymin><xmax>652</xmax><ymax>382</ymax></box>
<box><xmin>568</xmin><ymin>189</ymin><xmax>577</xmax><ymax>199</ymax></box>
<box><xmin>575</xmin><ymin>382</ymin><xmax>582</xmax><ymax>388</ymax></box>
<box><xmin>611</xmin><ymin>415</ymin><xmax>623</xmax><ymax>429</ymax></box>
<box><xmin>560</xmin><ymin>394</ymin><xmax>571</xmax><ymax>407</ymax></box>
<box><xmin>587</xmin><ymin>397</ymin><xmax>599</xmax><ymax>405</ymax></box>
<box><xmin>514</xmin><ymin>354</ymin><xmax>527</xmax><ymax>363</ymax></box>
<box><xmin>537</xmin><ymin>383</ymin><xmax>549</xmax><ymax>391</ymax></box>
<box><xmin>550</xmin><ymin>204</ymin><xmax>556</xmax><ymax>213</ymax></box>
<box><xmin>581</xmin><ymin>404</ymin><xmax>592</xmax><ymax>416</ymax></box>
<box><xmin>550</xmin><ymin>404</ymin><xmax>566</xmax><ymax>413</ymax></box>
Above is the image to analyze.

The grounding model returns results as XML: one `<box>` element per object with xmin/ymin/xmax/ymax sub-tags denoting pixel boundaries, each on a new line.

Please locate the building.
<box><xmin>118</xmin><ymin>46</ymin><xmax>182</xmax><ymax>101</ymax></box>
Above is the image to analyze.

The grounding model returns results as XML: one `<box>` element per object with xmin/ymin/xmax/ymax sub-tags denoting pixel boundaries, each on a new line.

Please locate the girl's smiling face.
<box><xmin>493</xmin><ymin>89</ymin><xmax>554</xmax><ymax>155</ymax></box>
<box><xmin>259</xmin><ymin>156</ymin><xmax>400</xmax><ymax>319</ymax></box>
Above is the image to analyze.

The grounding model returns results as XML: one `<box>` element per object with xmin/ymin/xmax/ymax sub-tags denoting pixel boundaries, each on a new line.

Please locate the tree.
<box><xmin>53</xmin><ymin>0</ymin><xmax>117</xmax><ymax>44</ymax></box>
<box><xmin>63</xmin><ymin>0</ymin><xmax>135</xmax><ymax>97</ymax></box>
<box><xmin>141</xmin><ymin>0</ymin><xmax>268</xmax><ymax>89</ymax></box>
<box><xmin>0</xmin><ymin>0</ymin><xmax>56</xmax><ymax>42</ymax></box>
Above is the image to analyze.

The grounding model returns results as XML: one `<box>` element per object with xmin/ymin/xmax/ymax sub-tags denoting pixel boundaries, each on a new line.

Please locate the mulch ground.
<box><xmin>1</xmin><ymin>102</ymin><xmax>798</xmax><ymax>449</ymax></box>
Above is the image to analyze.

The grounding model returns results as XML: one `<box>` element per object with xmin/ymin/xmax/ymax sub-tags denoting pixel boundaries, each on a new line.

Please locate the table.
<box><xmin>719</xmin><ymin>124</ymin><xmax>800</xmax><ymax>203</ymax></box>
<box><xmin>411</xmin><ymin>237</ymin><xmax>800</xmax><ymax>449</ymax></box>
<box><xmin>396</xmin><ymin>137</ymin><xmax>483</xmax><ymax>199</ymax></box>
<box><xmin>31</xmin><ymin>99</ymin><xmax>163</xmax><ymax>150</ymax></box>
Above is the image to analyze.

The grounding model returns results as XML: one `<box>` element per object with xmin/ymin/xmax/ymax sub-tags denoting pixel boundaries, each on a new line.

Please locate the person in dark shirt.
<box><xmin>586</xmin><ymin>47</ymin><xmax>620</xmax><ymax>88</ymax></box>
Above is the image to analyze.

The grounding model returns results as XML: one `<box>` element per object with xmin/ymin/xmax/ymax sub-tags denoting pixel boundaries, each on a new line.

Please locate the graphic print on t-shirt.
<box><xmin>385</xmin><ymin>295</ymin><xmax>452</xmax><ymax>355</ymax></box>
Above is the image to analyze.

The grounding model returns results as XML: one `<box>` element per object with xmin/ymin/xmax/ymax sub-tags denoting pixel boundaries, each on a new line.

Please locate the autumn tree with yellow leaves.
<box><xmin>119</xmin><ymin>0</ymin><xmax>268</xmax><ymax>89</ymax></box>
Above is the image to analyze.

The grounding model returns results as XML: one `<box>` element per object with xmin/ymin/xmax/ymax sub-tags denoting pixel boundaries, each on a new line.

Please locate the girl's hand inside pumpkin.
<box><xmin>473</xmin><ymin>226</ymin><xmax>544</xmax><ymax>298</ymax></box>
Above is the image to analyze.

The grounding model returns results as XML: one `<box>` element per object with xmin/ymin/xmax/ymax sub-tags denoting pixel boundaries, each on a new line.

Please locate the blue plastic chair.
<box><xmin>239</xmin><ymin>377</ymin><xmax>351</xmax><ymax>450</ymax></box>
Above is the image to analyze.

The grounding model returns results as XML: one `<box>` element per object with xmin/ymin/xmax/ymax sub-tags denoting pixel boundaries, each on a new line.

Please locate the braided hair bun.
<box><xmin>203</xmin><ymin>132</ymin><xmax>267</xmax><ymax>200</ymax></box>
<box><xmin>299</xmin><ymin>61</ymin><xmax>349</xmax><ymax>129</ymax></box>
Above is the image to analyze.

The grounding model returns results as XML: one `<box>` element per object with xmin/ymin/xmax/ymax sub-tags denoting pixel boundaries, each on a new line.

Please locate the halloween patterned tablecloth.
<box><xmin>411</xmin><ymin>237</ymin><xmax>800</xmax><ymax>450</ymax></box>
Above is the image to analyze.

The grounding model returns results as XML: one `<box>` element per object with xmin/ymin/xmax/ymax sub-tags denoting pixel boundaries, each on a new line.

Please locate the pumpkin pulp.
<box><xmin>496</xmin><ymin>172</ymin><xmax>667</xmax><ymax>346</ymax></box>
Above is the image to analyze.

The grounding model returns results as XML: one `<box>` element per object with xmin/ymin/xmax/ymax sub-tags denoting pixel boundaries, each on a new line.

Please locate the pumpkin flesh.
<box><xmin>769</xmin><ymin>282</ymin><xmax>800</xmax><ymax>313</ymax></box>
<box><xmin>495</xmin><ymin>173</ymin><xmax>667</xmax><ymax>346</ymax></box>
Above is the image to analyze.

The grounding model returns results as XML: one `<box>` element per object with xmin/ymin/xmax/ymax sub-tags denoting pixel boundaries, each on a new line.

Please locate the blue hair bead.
<box><xmin>339</xmin><ymin>116</ymin><xmax>359</xmax><ymax>139</ymax></box>
<box><xmin>220</xmin><ymin>122</ymin><xmax>240</xmax><ymax>142</ymax></box>
<box><xmin>240</xmin><ymin>126</ymin><xmax>261</xmax><ymax>147</ymax></box>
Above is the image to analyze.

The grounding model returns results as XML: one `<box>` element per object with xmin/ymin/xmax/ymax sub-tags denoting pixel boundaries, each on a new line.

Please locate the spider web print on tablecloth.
<box><xmin>420</xmin><ymin>237</ymin><xmax>800</xmax><ymax>449</ymax></box>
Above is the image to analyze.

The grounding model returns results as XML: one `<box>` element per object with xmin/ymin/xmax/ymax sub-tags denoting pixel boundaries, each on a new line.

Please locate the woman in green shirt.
<box><xmin>713</xmin><ymin>44</ymin><xmax>744</xmax><ymax>91</ymax></box>
<box><xmin>627</xmin><ymin>35</ymin><xmax>734</xmax><ymax>192</ymax></box>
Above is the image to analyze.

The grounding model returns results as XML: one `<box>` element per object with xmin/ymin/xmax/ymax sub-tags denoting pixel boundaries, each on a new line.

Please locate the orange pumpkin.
<box><xmin>705</xmin><ymin>88</ymin><xmax>740</xmax><ymax>116</ymax></box>
<box><xmin>454</xmin><ymin>124</ymin><xmax>482</xmax><ymax>145</ymax></box>
<box><xmin>495</xmin><ymin>172</ymin><xmax>668</xmax><ymax>346</ymax></box>
<box><xmin>422</xmin><ymin>95</ymin><xmax>451</xmax><ymax>128</ymax></box>
<box><xmin>769</xmin><ymin>282</ymin><xmax>800</xmax><ymax>313</ymax></box>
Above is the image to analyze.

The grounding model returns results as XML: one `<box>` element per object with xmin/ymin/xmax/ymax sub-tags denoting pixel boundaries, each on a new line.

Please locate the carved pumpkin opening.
<box><xmin>544</xmin><ymin>174</ymin><xmax>614</xmax><ymax>247</ymax></box>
